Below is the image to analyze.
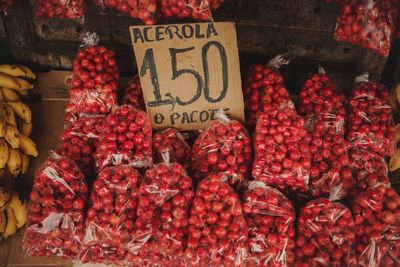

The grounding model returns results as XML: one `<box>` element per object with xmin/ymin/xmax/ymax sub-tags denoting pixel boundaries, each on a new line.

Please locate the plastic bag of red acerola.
<box><xmin>153</xmin><ymin>128</ymin><xmax>191</xmax><ymax>165</ymax></box>
<box><xmin>158</xmin><ymin>0</ymin><xmax>213</xmax><ymax>21</ymax></box>
<box><xmin>347</xmin><ymin>73</ymin><xmax>396</xmax><ymax>157</ymax></box>
<box><xmin>295</xmin><ymin>198</ymin><xmax>357</xmax><ymax>267</ymax></box>
<box><xmin>243</xmin><ymin>55</ymin><xmax>291</xmax><ymax>132</ymax></box>
<box><xmin>123</xmin><ymin>75</ymin><xmax>146</xmax><ymax>111</ymax></box>
<box><xmin>33</xmin><ymin>0</ymin><xmax>86</xmax><ymax>20</ymax></box>
<box><xmin>65</xmin><ymin>87</ymin><xmax>118</xmax><ymax>120</ymax></box>
<box><xmin>349</xmin><ymin>147</ymin><xmax>390</xmax><ymax>196</ymax></box>
<box><xmin>79</xmin><ymin>165</ymin><xmax>141</xmax><ymax>265</ymax></box>
<box><xmin>189</xmin><ymin>110</ymin><xmax>252</xmax><ymax>189</ymax></box>
<box><xmin>72</xmin><ymin>32</ymin><xmax>119</xmax><ymax>93</ymax></box>
<box><xmin>93</xmin><ymin>0</ymin><xmax>157</xmax><ymax>25</ymax></box>
<box><xmin>243</xmin><ymin>181</ymin><xmax>296</xmax><ymax>267</ymax></box>
<box><xmin>299</xmin><ymin>66</ymin><xmax>346</xmax><ymax>120</ymax></box>
<box><xmin>23</xmin><ymin>153</ymin><xmax>88</xmax><ymax>259</ymax></box>
<box><xmin>186</xmin><ymin>173</ymin><xmax>248</xmax><ymax>267</ymax></box>
<box><xmin>334</xmin><ymin>0</ymin><xmax>395</xmax><ymax>57</ymax></box>
<box><xmin>307</xmin><ymin>113</ymin><xmax>354</xmax><ymax>200</ymax></box>
<box><xmin>128</xmin><ymin>159</ymin><xmax>194</xmax><ymax>264</ymax></box>
<box><xmin>94</xmin><ymin>105</ymin><xmax>153</xmax><ymax>170</ymax></box>
<box><xmin>352</xmin><ymin>186</ymin><xmax>400</xmax><ymax>267</ymax></box>
<box><xmin>252</xmin><ymin>102</ymin><xmax>311</xmax><ymax>195</ymax></box>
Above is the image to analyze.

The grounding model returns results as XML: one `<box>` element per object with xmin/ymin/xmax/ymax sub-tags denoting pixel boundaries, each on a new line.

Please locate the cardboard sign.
<box><xmin>129</xmin><ymin>22</ymin><xmax>244</xmax><ymax>130</ymax></box>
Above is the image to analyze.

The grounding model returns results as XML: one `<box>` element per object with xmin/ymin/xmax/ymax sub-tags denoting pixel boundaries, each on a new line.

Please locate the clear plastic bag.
<box><xmin>189</xmin><ymin>110</ymin><xmax>252</xmax><ymax>189</ymax></box>
<box><xmin>348</xmin><ymin>73</ymin><xmax>396</xmax><ymax>157</ymax></box>
<box><xmin>158</xmin><ymin>0</ymin><xmax>213</xmax><ymax>21</ymax></box>
<box><xmin>65</xmin><ymin>87</ymin><xmax>118</xmax><ymax>119</ymax></box>
<box><xmin>307</xmin><ymin>113</ymin><xmax>354</xmax><ymax>200</ymax></box>
<box><xmin>153</xmin><ymin>128</ymin><xmax>191</xmax><ymax>165</ymax></box>
<box><xmin>73</xmin><ymin>33</ymin><xmax>119</xmax><ymax>93</ymax></box>
<box><xmin>295</xmin><ymin>198</ymin><xmax>357</xmax><ymax>266</ymax></box>
<box><xmin>243</xmin><ymin>55</ymin><xmax>291</xmax><ymax>132</ymax></box>
<box><xmin>299</xmin><ymin>66</ymin><xmax>346</xmax><ymax>119</ymax></box>
<box><xmin>123</xmin><ymin>75</ymin><xmax>145</xmax><ymax>111</ymax></box>
<box><xmin>252</xmin><ymin>102</ymin><xmax>311</xmax><ymax>194</ymax></box>
<box><xmin>128</xmin><ymin>159</ymin><xmax>194</xmax><ymax>264</ymax></box>
<box><xmin>23</xmin><ymin>153</ymin><xmax>88</xmax><ymax>259</ymax></box>
<box><xmin>33</xmin><ymin>0</ymin><xmax>86</xmax><ymax>20</ymax></box>
<box><xmin>93</xmin><ymin>0</ymin><xmax>157</xmax><ymax>25</ymax></box>
<box><xmin>186</xmin><ymin>173</ymin><xmax>248</xmax><ymax>266</ymax></box>
<box><xmin>58</xmin><ymin>115</ymin><xmax>105</xmax><ymax>179</ymax></box>
<box><xmin>352</xmin><ymin>186</ymin><xmax>400</xmax><ymax>267</ymax></box>
<box><xmin>79</xmin><ymin>165</ymin><xmax>141</xmax><ymax>265</ymax></box>
<box><xmin>334</xmin><ymin>0</ymin><xmax>395</xmax><ymax>57</ymax></box>
<box><xmin>0</xmin><ymin>0</ymin><xmax>15</xmax><ymax>14</ymax></box>
<box><xmin>243</xmin><ymin>181</ymin><xmax>295</xmax><ymax>267</ymax></box>
<box><xmin>349</xmin><ymin>147</ymin><xmax>390</xmax><ymax>193</ymax></box>
<box><xmin>94</xmin><ymin>105</ymin><xmax>152</xmax><ymax>170</ymax></box>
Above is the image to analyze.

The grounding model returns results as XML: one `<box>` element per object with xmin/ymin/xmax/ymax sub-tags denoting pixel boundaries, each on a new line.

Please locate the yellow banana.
<box><xmin>0</xmin><ymin>211</ymin><xmax>5</xmax><ymax>237</ymax></box>
<box><xmin>7</xmin><ymin>148</ymin><xmax>21</xmax><ymax>177</ymax></box>
<box><xmin>0</xmin><ymin>72</ymin><xmax>20</xmax><ymax>89</ymax></box>
<box><xmin>7</xmin><ymin>102</ymin><xmax>31</xmax><ymax>123</ymax></box>
<box><xmin>13</xmin><ymin>77</ymin><xmax>33</xmax><ymax>91</ymax></box>
<box><xmin>7</xmin><ymin>192</ymin><xmax>26</xmax><ymax>228</ymax></box>
<box><xmin>396</xmin><ymin>124</ymin><xmax>400</xmax><ymax>143</ymax></box>
<box><xmin>5</xmin><ymin>125</ymin><xmax>19</xmax><ymax>149</ymax></box>
<box><xmin>18</xmin><ymin>90</ymin><xmax>28</xmax><ymax>96</ymax></box>
<box><xmin>0</xmin><ymin>139</ymin><xmax>9</xmax><ymax>169</ymax></box>
<box><xmin>19</xmin><ymin>134</ymin><xmax>38</xmax><ymax>157</ymax></box>
<box><xmin>389</xmin><ymin>149</ymin><xmax>400</xmax><ymax>172</ymax></box>
<box><xmin>0</xmin><ymin>187</ymin><xmax>11</xmax><ymax>211</ymax></box>
<box><xmin>0</xmin><ymin>121</ymin><xmax>6</xmax><ymax>137</ymax></box>
<box><xmin>21</xmin><ymin>153</ymin><xmax>29</xmax><ymax>175</ymax></box>
<box><xmin>1</xmin><ymin>87</ymin><xmax>20</xmax><ymax>101</ymax></box>
<box><xmin>21</xmin><ymin>122</ymin><xmax>32</xmax><ymax>136</ymax></box>
<box><xmin>3</xmin><ymin>206</ymin><xmax>17</xmax><ymax>239</ymax></box>
<box><xmin>0</xmin><ymin>65</ymin><xmax>36</xmax><ymax>80</ymax></box>
<box><xmin>4</xmin><ymin>105</ymin><xmax>16</xmax><ymax>127</ymax></box>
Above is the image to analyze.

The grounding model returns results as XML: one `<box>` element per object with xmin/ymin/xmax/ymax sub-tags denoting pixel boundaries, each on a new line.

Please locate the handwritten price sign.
<box><xmin>129</xmin><ymin>22</ymin><xmax>244</xmax><ymax>130</ymax></box>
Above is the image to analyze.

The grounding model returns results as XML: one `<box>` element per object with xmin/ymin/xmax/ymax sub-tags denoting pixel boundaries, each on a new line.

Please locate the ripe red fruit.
<box><xmin>122</xmin><ymin>75</ymin><xmax>145</xmax><ymax>111</ymax></box>
<box><xmin>252</xmin><ymin>103</ymin><xmax>311</xmax><ymax>194</ymax></box>
<box><xmin>94</xmin><ymin>105</ymin><xmax>153</xmax><ymax>170</ymax></box>
<box><xmin>347</xmin><ymin>75</ymin><xmax>395</xmax><ymax>157</ymax></box>
<box><xmin>24</xmin><ymin>153</ymin><xmax>88</xmax><ymax>259</ymax></box>
<box><xmin>190</xmin><ymin>114</ymin><xmax>252</xmax><ymax>189</ymax></box>
<box><xmin>306</xmin><ymin>113</ymin><xmax>355</xmax><ymax>200</ymax></box>
<box><xmin>94</xmin><ymin>0</ymin><xmax>157</xmax><ymax>25</ymax></box>
<box><xmin>158</xmin><ymin>0</ymin><xmax>222</xmax><ymax>21</ymax></box>
<box><xmin>129</xmin><ymin>162</ymin><xmax>194</xmax><ymax>262</ymax></box>
<box><xmin>58</xmin><ymin>115</ymin><xmax>106</xmax><ymax>178</ymax></box>
<box><xmin>153</xmin><ymin>128</ymin><xmax>191</xmax><ymax>165</ymax></box>
<box><xmin>352</xmin><ymin>186</ymin><xmax>400</xmax><ymax>267</ymax></box>
<box><xmin>334</xmin><ymin>0</ymin><xmax>395</xmax><ymax>57</ymax></box>
<box><xmin>243</xmin><ymin>182</ymin><xmax>295</xmax><ymax>266</ymax></box>
<box><xmin>299</xmin><ymin>67</ymin><xmax>346</xmax><ymax>120</ymax></box>
<box><xmin>349</xmin><ymin>147</ymin><xmax>390</xmax><ymax>195</ymax></box>
<box><xmin>72</xmin><ymin>45</ymin><xmax>119</xmax><ymax>93</ymax></box>
<box><xmin>295</xmin><ymin>198</ymin><xmax>357</xmax><ymax>266</ymax></box>
<box><xmin>65</xmin><ymin>87</ymin><xmax>118</xmax><ymax>119</ymax></box>
<box><xmin>243</xmin><ymin>55</ymin><xmax>291</xmax><ymax>132</ymax></box>
<box><xmin>79</xmin><ymin>165</ymin><xmax>141</xmax><ymax>265</ymax></box>
<box><xmin>33</xmin><ymin>0</ymin><xmax>86</xmax><ymax>19</ymax></box>
<box><xmin>186</xmin><ymin>173</ymin><xmax>248</xmax><ymax>266</ymax></box>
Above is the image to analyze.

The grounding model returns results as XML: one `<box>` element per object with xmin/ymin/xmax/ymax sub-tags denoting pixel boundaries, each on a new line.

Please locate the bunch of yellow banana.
<box><xmin>0</xmin><ymin>187</ymin><xmax>27</xmax><ymax>239</ymax></box>
<box><xmin>0</xmin><ymin>65</ymin><xmax>38</xmax><ymax>178</ymax></box>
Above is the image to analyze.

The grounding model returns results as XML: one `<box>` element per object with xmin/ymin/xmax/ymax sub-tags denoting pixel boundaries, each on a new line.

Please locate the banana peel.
<box><xmin>19</xmin><ymin>134</ymin><xmax>38</xmax><ymax>157</ymax></box>
<box><xmin>3</xmin><ymin>206</ymin><xmax>17</xmax><ymax>239</ymax></box>
<box><xmin>0</xmin><ymin>65</ymin><xmax>36</xmax><ymax>80</ymax></box>
<box><xmin>0</xmin><ymin>187</ymin><xmax>11</xmax><ymax>211</ymax></box>
<box><xmin>7</xmin><ymin>148</ymin><xmax>21</xmax><ymax>177</ymax></box>
<box><xmin>7</xmin><ymin>102</ymin><xmax>31</xmax><ymax>123</ymax></box>
<box><xmin>5</xmin><ymin>125</ymin><xmax>19</xmax><ymax>149</ymax></box>
<box><xmin>389</xmin><ymin>149</ymin><xmax>400</xmax><ymax>172</ymax></box>
<box><xmin>7</xmin><ymin>192</ymin><xmax>26</xmax><ymax>228</ymax></box>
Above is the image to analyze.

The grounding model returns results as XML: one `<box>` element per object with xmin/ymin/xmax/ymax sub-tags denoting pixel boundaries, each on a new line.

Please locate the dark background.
<box><xmin>1</xmin><ymin>0</ymin><xmax>400</xmax><ymax>94</ymax></box>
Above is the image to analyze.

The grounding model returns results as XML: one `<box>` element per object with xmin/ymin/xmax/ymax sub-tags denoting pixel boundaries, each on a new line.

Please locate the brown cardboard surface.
<box><xmin>130</xmin><ymin>22</ymin><xmax>244</xmax><ymax>131</ymax></box>
<box><xmin>36</xmin><ymin>71</ymin><xmax>72</xmax><ymax>100</ymax></box>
